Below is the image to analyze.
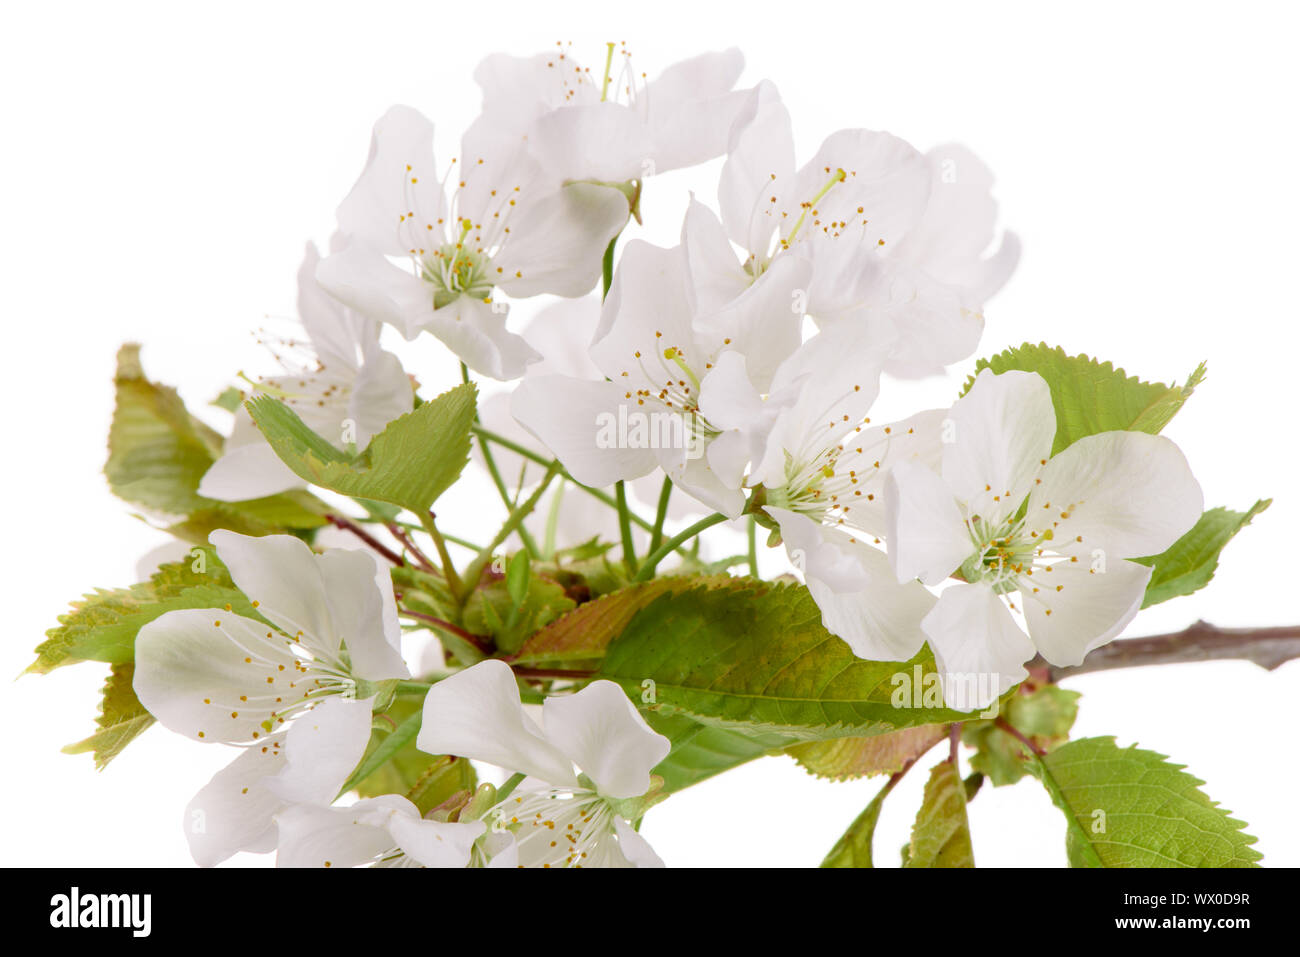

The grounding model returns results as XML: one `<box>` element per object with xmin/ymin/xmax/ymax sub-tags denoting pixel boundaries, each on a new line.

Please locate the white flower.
<box><xmin>417</xmin><ymin>660</ymin><xmax>670</xmax><ymax>868</ymax></box>
<box><xmin>273</xmin><ymin>795</ymin><xmax>486</xmax><ymax>869</ymax></box>
<box><xmin>477</xmin><ymin>298</ymin><xmax>702</xmax><ymax>551</ymax></box>
<box><xmin>198</xmin><ymin>241</ymin><xmax>414</xmax><ymax>501</ymax></box>
<box><xmin>317</xmin><ymin>105</ymin><xmax>629</xmax><ymax>380</ymax></box>
<box><xmin>816</xmin><ymin>144</ymin><xmax>1021</xmax><ymax>377</ymax></box>
<box><xmin>702</xmin><ymin>82</ymin><xmax>1015</xmax><ymax>377</ymax></box>
<box><xmin>697</xmin><ymin>324</ymin><xmax>943</xmax><ymax>659</ymax></box>
<box><xmin>885</xmin><ymin>369</ymin><xmax>1203</xmax><ymax>709</ymax></box>
<box><xmin>510</xmin><ymin>238</ymin><xmax>803</xmax><ymax>516</ymax></box>
<box><xmin>179</xmin><ymin>695</ymin><xmax>374</xmax><ymax>866</ymax></box>
<box><xmin>469</xmin><ymin>44</ymin><xmax>750</xmax><ymax>185</ymax></box>
<box><xmin>134</xmin><ymin>530</ymin><xmax>410</xmax><ymax>864</ymax></box>
<box><xmin>699</xmin><ymin>81</ymin><xmax>929</xmax><ymax>315</ymax></box>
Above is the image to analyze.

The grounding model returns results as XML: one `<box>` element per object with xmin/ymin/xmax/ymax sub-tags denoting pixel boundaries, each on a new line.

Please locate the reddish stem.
<box><xmin>325</xmin><ymin>514</ymin><xmax>406</xmax><ymax>567</ymax></box>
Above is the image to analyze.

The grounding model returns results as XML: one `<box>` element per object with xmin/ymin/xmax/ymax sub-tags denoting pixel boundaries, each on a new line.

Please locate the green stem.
<box><xmin>746</xmin><ymin>515</ymin><xmax>759</xmax><ymax>577</ymax></box>
<box><xmin>420</xmin><ymin>511</ymin><xmax>463</xmax><ymax>603</ymax></box>
<box><xmin>633</xmin><ymin>513</ymin><xmax>729</xmax><ymax>582</ymax></box>
<box><xmin>602</xmin><ymin>236</ymin><xmax>617</xmax><ymax>300</ymax></box>
<box><xmin>494</xmin><ymin>771</ymin><xmax>528</xmax><ymax>805</ymax></box>
<box><xmin>460</xmin><ymin>464</ymin><xmax>559</xmax><ymax>604</ymax></box>
<box><xmin>615</xmin><ymin>480</ymin><xmax>638</xmax><ymax>574</ymax></box>
<box><xmin>542</xmin><ymin>479</ymin><xmax>565</xmax><ymax>559</ymax></box>
<box><xmin>471</xmin><ymin>426</ymin><xmax>667</xmax><ymax>537</ymax></box>
<box><xmin>480</xmin><ymin>435</ymin><xmax>541</xmax><ymax>558</ymax></box>
<box><xmin>650</xmin><ymin>476</ymin><xmax>673</xmax><ymax>553</ymax></box>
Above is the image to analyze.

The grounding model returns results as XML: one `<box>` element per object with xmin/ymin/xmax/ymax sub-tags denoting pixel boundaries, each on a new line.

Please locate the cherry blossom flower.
<box><xmin>417</xmin><ymin>660</ymin><xmax>670</xmax><ymax>868</ymax></box>
<box><xmin>317</xmin><ymin>106</ymin><xmax>628</xmax><ymax>380</ymax></box>
<box><xmin>198</xmin><ymin>241</ymin><xmax>413</xmax><ymax>501</ymax></box>
<box><xmin>133</xmin><ymin>531</ymin><xmax>409</xmax><ymax>863</ymax></box>
<box><xmin>885</xmin><ymin>369</ymin><xmax>1203</xmax><ymax>708</ymax></box>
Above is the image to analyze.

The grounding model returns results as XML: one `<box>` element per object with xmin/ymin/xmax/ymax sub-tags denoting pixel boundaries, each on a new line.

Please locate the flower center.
<box><xmin>493</xmin><ymin>787</ymin><xmax>616</xmax><ymax>869</ymax></box>
<box><xmin>961</xmin><ymin>516</ymin><xmax>1037</xmax><ymax>593</ymax></box>
<box><xmin>420</xmin><ymin>234</ymin><xmax>495</xmax><ymax>309</ymax></box>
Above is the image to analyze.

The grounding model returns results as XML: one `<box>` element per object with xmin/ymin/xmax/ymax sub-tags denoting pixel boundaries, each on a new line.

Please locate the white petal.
<box><xmin>749</xmin><ymin>324</ymin><xmax>886</xmax><ymax>488</ymax></box>
<box><xmin>296</xmin><ymin>241</ymin><xmax>363</xmax><ymax>375</ymax></box>
<box><xmin>315</xmin><ymin>548</ymin><xmax>408</xmax><ymax>681</ymax></box>
<box><xmin>541</xmin><ymin>681</ymin><xmax>670</xmax><ymax>799</ymax></box>
<box><xmin>1022</xmin><ymin>558</ymin><xmax>1153</xmax><ymax>667</ymax></box>
<box><xmin>198</xmin><ymin>443</ymin><xmax>304</xmax><ymax>501</ymax></box>
<box><xmin>424</xmin><ymin>296</ymin><xmax>541</xmax><ymax>382</ymax></box>
<box><xmin>680</xmin><ymin>198</ymin><xmax>750</xmax><ymax>317</ymax></box>
<box><xmin>942</xmin><ymin>368</ymin><xmax>1055</xmax><ymax>519</ymax></box>
<box><xmin>589</xmin><ymin>240</ymin><xmax>697</xmax><ymax>384</ymax></box>
<box><xmin>510</xmin><ymin>375</ymin><xmax>658</xmax><ymax>488</ymax></box>
<box><xmin>387</xmin><ymin>812</ymin><xmax>485</xmax><ymax>868</ymax></box>
<box><xmin>335</xmin><ymin>105</ymin><xmax>447</xmax><ymax>254</ymax></box>
<box><xmin>654</xmin><ymin>445</ymin><xmax>746</xmax><ymax>518</ymax></box>
<box><xmin>349</xmin><ymin>348</ymin><xmax>414</xmax><ymax>446</ymax></box>
<box><xmin>528</xmin><ymin>102</ymin><xmax>653</xmax><ymax>183</ymax></box>
<box><xmin>1028</xmin><ymin>431</ymin><xmax>1203</xmax><ymax>559</ymax></box>
<box><xmin>274</xmin><ymin>801</ymin><xmax>398</xmax><ymax>869</ymax></box>
<box><xmin>517</xmin><ymin>296</ymin><xmax>603</xmax><ymax>379</ymax></box>
<box><xmin>316</xmin><ymin>247</ymin><xmax>436</xmax><ymax>341</ymax></box>
<box><xmin>266</xmin><ymin>696</ymin><xmax>374</xmax><ymax>804</ymax></box>
<box><xmin>493</xmin><ymin>183</ymin><xmax>629</xmax><ymax>299</ymax></box>
<box><xmin>612</xmin><ymin>816</ymin><xmax>666</xmax><ymax>868</ymax></box>
<box><xmin>184</xmin><ymin>741</ymin><xmax>286</xmax><ymax>866</ymax></box>
<box><xmin>922</xmin><ymin>584</ymin><xmax>1035</xmax><ymax>711</ymax></box>
<box><xmin>836</xmin><ymin>408</ymin><xmax>949</xmax><ymax>539</ymax></box>
<box><xmin>768</xmin><ymin>507</ymin><xmax>934</xmax><ymax>661</ymax></box>
<box><xmin>884</xmin><ymin>461</ymin><xmax>971</xmax><ymax>585</ymax></box>
<box><xmin>855</xmin><ymin>267</ymin><xmax>986</xmax><ymax>379</ymax></box>
<box><xmin>642</xmin><ymin>48</ymin><xmax>747</xmax><ymax>174</ymax></box>
<box><xmin>694</xmin><ymin>253</ymin><xmax>811</xmax><ymax>392</ymax></box>
<box><xmin>718</xmin><ymin>81</ymin><xmax>795</xmax><ymax>252</ymax></box>
<box><xmin>472</xmin><ymin>52</ymin><xmax>590</xmax><ymax>135</ymax></box>
<box><xmin>417</xmin><ymin>660</ymin><xmax>578</xmax><ymax>787</ymax></box>
<box><xmin>134</xmin><ymin>609</ymin><xmax>299</xmax><ymax>744</ymax></box>
<box><xmin>209</xmin><ymin>530</ymin><xmax>335</xmax><ymax>654</ymax></box>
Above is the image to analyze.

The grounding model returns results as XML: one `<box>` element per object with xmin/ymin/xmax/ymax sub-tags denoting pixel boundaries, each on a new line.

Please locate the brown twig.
<box><xmin>1046</xmin><ymin>619</ymin><xmax>1300</xmax><ymax>682</ymax></box>
<box><xmin>511</xmin><ymin>667</ymin><xmax>596</xmax><ymax>681</ymax></box>
<box><xmin>386</xmin><ymin>522</ymin><xmax>436</xmax><ymax>573</ymax></box>
<box><xmin>398</xmin><ymin>608</ymin><xmax>494</xmax><ymax>656</ymax></box>
<box><xmin>995</xmin><ymin>717</ymin><xmax>1047</xmax><ymax>757</ymax></box>
<box><xmin>325</xmin><ymin>514</ymin><xmax>406</xmax><ymax>567</ymax></box>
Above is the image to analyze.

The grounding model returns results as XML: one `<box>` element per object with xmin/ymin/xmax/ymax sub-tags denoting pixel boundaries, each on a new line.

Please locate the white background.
<box><xmin>3</xmin><ymin>0</ymin><xmax>1298</xmax><ymax>867</ymax></box>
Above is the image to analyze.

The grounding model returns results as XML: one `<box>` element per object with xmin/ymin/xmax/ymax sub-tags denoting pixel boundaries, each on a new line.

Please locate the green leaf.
<box><xmin>345</xmin><ymin>701</ymin><xmax>424</xmax><ymax>798</ymax></box>
<box><xmin>963</xmin><ymin>685</ymin><xmax>1081</xmax><ymax>786</ymax></box>
<box><xmin>644</xmin><ymin>712</ymin><xmax>795</xmax><ymax>794</ymax></box>
<box><xmin>1028</xmin><ymin>736</ymin><xmax>1262</xmax><ymax>867</ymax></box>
<box><xmin>211</xmin><ymin>386</ymin><xmax>246</xmax><ymax>412</ymax></box>
<box><xmin>965</xmin><ymin>343</ymin><xmax>1204</xmax><ymax>453</ymax></box>
<box><xmin>903</xmin><ymin>760</ymin><xmax>974</xmax><ymax>868</ymax></box>
<box><xmin>404</xmin><ymin>755</ymin><xmax>478</xmax><ymax>816</ymax></box>
<box><xmin>30</xmin><ymin>550</ymin><xmax>259</xmax><ymax>673</ymax></box>
<box><xmin>463</xmin><ymin>573</ymin><xmax>575</xmax><ymax>657</ymax></box>
<box><xmin>788</xmin><ymin>725</ymin><xmax>948</xmax><ymax>781</ymax></box>
<box><xmin>1135</xmin><ymin>500</ymin><xmax>1271</xmax><ymax>607</ymax></box>
<box><xmin>106</xmin><ymin>343</ymin><xmax>223</xmax><ymax>513</ymax></box>
<box><xmin>105</xmin><ymin>344</ymin><xmax>327</xmax><ymax>532</ymax></box>
<box><xmin>596</xmin><ymin>579</ymin><xmax>982</xmax><ymax>741</ymax></box>
<box><xmin>821</xmin><ymin>779</ymin><xmax>894</xmax><ymax>868</ymax></box>
<box><xmin>246</xmin><ymin>382</ymin><xmax>476</xmax><ymax>515</ymax></box>
<box><xmin>512</xmin><ymin>576</ymin><xmax>728</xmax><ymax>668</ymax></box>
<box><xmin>505</xmin><ymin>551</ymin><xmax>531</xmax><ymax>607</ymax></box>
<box><xmin>62</xmin><ymin>664</ymin><xmax>155</xmax><ymax>769</ymax></box>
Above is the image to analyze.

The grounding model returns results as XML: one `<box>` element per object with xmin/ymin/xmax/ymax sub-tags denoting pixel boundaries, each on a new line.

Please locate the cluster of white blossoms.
<box><xmin>133</xmin><ymin>43</ymin><xmax>1205</xmax><ymax>867</ymax></box>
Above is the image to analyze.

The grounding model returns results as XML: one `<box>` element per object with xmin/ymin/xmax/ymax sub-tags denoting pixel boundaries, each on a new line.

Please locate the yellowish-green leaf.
<box><xmin>246</xmin><ymin>382</ymin><xmax>476</xmax><ymax>516</ymax></box>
